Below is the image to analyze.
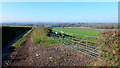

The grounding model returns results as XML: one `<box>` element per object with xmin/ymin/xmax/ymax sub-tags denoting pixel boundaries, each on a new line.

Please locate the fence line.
<box><xmin>50</xmin><ymin>29</ymin><xmax>100</xmax><ymax>58</ymax></box>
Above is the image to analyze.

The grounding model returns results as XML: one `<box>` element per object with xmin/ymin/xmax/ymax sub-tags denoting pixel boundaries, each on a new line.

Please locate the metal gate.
<box><xmin>50</xmin><ymin>29</ymin><xmax>100</xmax><ymax>58</ymax></box>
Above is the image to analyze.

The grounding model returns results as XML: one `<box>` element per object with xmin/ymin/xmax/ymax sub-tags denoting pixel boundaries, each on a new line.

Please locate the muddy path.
<box><xmin>3</xmin><ymin>31</ymin><xmax>96</xmax><ymax>67</ymax></box>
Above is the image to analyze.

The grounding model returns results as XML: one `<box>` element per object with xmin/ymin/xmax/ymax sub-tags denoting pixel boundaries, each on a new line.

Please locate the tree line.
<box><xmin>51</xmin><ymin>23</ymin><xmax>118</xmax><ymax>29</ymax></box>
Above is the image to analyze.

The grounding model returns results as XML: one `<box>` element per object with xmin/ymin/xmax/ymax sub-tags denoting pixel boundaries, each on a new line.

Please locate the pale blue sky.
<box><xmin>1</xmin><ymin>0</ymin><xmax>119</xmax><ymax>2</ymax></box>
<box><xmin>2</xmin><ymin>2</ymin><xmax>118</xmax><ymax>23</ymax></box>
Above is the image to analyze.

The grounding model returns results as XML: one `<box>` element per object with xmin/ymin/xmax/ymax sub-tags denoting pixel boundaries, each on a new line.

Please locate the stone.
<box><xmin>49</xmin><ymin>57</ymin><xmax>53</xmax><ymax>60</ymax></box>
<box><xmin>36</xmin><ymin>54</ymin><xmax>39</xmax><ymax>56</ymax></box>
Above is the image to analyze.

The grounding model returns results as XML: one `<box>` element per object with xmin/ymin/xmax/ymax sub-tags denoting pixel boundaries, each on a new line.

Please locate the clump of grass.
<box><xmin>32</xmin><ymin>26</ymin><xmax>59</xmax><ymax>47</ymax></box>
<box><xmin>32</xmin><ymin>26</ymin><xmax>51</xmax><ymax>43</ymax></box>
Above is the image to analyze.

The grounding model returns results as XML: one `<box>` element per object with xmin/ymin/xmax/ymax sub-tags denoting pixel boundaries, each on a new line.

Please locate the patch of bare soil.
<box><xmin>3</xmin><ymin>31</ymin><xmax>95</xmax><ymax>67</ymax></box>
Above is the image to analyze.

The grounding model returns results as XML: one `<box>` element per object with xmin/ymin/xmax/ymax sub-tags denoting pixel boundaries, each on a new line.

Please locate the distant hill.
<box><xmin>50</xmin><ymin>23</ymin><xmax>118</xmax><ymax>29</ymax></box>
<box><xmin>2</xmin><ymin>23</ymin><xmax>34</xmax><ymax>26</ymax></box>
<box><xmin>2</xmin><ymin>22</ymin><xmax>58</xmax><ymax>26</ymax></box>
<box><xmin>2</xmin><ymin>22</ymin><xmax>119</xmax><ymax>29</ymax></box>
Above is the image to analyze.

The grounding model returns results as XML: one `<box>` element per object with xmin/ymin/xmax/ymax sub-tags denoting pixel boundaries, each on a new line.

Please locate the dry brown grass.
<box><xmin>89</xmin><ymin>29</ymin><xmax>119</xmax><ymax>66</ymax></box>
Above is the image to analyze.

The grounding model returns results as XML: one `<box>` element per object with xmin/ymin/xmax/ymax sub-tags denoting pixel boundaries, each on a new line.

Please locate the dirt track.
<box><xmin>3</xmin><ymin>31</ymin><xmax>95</xmax><ymax>66</ymax></box>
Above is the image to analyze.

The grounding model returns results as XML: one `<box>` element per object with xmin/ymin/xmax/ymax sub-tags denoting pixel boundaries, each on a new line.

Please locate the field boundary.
<box><xmin>50</xmin><ymin>29</ymin><xmax>100</xmax><ymax>58</ymax></box>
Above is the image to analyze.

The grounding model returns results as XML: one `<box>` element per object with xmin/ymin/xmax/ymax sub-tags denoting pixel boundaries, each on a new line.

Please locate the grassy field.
<box><xmin>1</xmin><ymin>25</ymin><xmax>32</xmax><ymax>27</ymax></box>
<box><xmin>53</xmin><ymin>27</ymin><xmax>103</xmax><ymax>38</ymax></box>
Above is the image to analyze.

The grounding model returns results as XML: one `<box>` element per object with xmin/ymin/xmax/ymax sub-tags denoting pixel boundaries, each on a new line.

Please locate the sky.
<box><xmin>1</xmin><ymin>2</ymin><xmax>118</xmax><ymax>23</ymax></box>
<box><xmin>1</xmin><ymin>0</ymin><xmax>119</xmax><ymax>2</ymax></box>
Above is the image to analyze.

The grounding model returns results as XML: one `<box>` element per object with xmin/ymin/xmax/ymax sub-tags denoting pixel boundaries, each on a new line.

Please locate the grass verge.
<box><xmin>32</xmin><ymin>26</ymin><xmax>59</xmax><ymax>47</ymax></box>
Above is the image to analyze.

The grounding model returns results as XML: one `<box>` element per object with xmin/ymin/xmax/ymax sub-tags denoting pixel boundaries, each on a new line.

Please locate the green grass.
<box><xmin>2</xmin><ymin>25</ymin><xmax>32</xmax><ymax>27</ymax></box>
<box><xmin>32</xmin><ymin>26</ymin><xmax>53</xmax><ymax>43</ymax></box>
<box><xmin>33</xmin><ymin>31</ymin><xmax>56</xmax><ymax>43</ymax></box>
<box><xmin>53</xmin><ymin>27</ymin><xmax>103</xmax><ymax>38</ymax></box>
<box><xmin>33</xmin><ymin>31</ymin><xmax>43</xmax><ymax>43</ymax></box>
<box><xmin>32</xmin><ymin>26</ymin><xmax>59</xmax><ymax>47</ymax></box>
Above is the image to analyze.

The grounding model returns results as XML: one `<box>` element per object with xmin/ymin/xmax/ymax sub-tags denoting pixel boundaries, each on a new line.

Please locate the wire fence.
<box><xmin>50</xmin><ymin>29</ymin><xmax>100</xmax><ymax>58</ymax></box>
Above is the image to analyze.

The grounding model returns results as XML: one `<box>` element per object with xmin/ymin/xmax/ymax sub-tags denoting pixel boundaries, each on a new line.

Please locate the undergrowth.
<box><xmin>89</xmin><ymin>29</ymin><xmax>119</xmax><ymax>66</ymax></box>
<box><xmin>32</xmin><ymin>26</ymin><xmax>59</xmax><ymax>47</ymax></box>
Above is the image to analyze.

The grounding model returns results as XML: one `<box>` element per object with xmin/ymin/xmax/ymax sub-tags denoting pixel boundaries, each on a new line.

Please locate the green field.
<box><xmin>53</xmin><ymin>27</ymin><xmax>103</xmax><ymax>38</ymax></box>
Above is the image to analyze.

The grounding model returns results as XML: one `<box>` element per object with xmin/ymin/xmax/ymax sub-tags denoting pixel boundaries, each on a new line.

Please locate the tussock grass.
<box><xmin>32</xmin><ymin>26</ymin><xmax>59</xmax><ymax>47</ymax></box>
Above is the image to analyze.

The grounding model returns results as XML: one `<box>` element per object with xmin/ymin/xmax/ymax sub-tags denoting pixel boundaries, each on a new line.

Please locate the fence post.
<box><xmin>61</xmin><ymin>31</ymin><xmax>64</xmax><ymax>43</ymax></box>
<box><xmin>86</xmin><ymin>36</ymin><xmax>87</xmax><ymax>44</ymax></box>
<box><xmin>86</xmin><ymin>36</ymin><xmax>87</xmax><ymax>50</ymax></box>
